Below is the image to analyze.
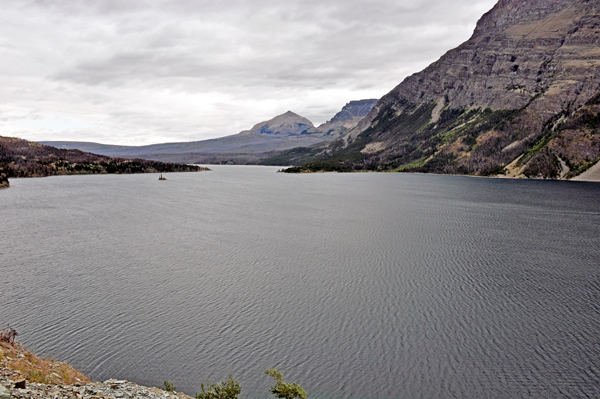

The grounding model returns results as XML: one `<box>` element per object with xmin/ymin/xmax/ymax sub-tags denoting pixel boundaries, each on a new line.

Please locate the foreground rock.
<box><xmin>1</xmin><ymin>342</ymin><xmax>192</xmax><ymax>399</ymax></box>
<box><xmin>0</xmin><ymin>376</ymin><xmax>192</xmax><ymax>399</ymax></box>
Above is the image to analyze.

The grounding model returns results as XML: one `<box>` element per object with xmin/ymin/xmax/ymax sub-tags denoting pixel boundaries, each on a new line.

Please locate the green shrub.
<box><xmin>265</xmin><ymin>369</ymin><xmax>306</xmax><ymax>399</ymax></box>
<box><xmin>163</xmin><ymin>380</ymin><xmax>176</xmax><ymax>392</ymax></box>
<box><xmin>195</xmin><ymin>375</ymin><xmax>241</xmax><ymax>399</ymax></box>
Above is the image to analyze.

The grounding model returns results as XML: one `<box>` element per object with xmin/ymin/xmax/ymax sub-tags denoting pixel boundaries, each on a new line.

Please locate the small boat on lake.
<box><xmin>158</xmin><ymin>174</ymin><xmax>167</xmax><ymax>180</ymax></box>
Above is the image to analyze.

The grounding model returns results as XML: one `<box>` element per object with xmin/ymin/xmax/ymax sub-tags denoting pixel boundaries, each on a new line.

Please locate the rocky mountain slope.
<box><xmin>280</xmin><ymin>0</ymin><xmax>600</xmax><ymax>179</ymax></box>
<box><xmin>42</xmin><ymin>100</ymin><xmax>377</xmax><ymax>165</ymax></box>
<box><xmin>308</xmin><ymin>99</ymin><xmax>379</xmax><ymax>137</ymax></box>
<box><xmin>0</xmin><ymin>136</ymin><xmax>208</xmax><ymax>188</ymax></box>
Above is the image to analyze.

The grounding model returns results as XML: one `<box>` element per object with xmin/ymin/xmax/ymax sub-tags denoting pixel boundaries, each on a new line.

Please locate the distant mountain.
<box><xmin>277</xmin><ymin>0</ymin><xmax>600</xmax><ymax>180</ymax></box>
<box><xmin>0</xmin><ymin>136</ymin><xmax>208</xmax><ymax>188</ymax></box>
<box><xmin>47</xmin><ymin>141</ymin><xmax>133</xmax><ymax>153</ymax></box>
<box><xmin>239</xmin><ymin>111</ymin><xmax>315</xmax><ymax>136</ymax></box>
<box><xmin>41</xmin><ymin>99</ymin><xmax>378</xmax><ymax>165</ymax></box>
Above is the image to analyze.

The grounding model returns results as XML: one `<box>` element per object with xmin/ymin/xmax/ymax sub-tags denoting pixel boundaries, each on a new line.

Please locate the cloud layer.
<box><xmin>0</xmin><ymin>0</ymin><xmax>497</xmax><ymax>145</ymax></box>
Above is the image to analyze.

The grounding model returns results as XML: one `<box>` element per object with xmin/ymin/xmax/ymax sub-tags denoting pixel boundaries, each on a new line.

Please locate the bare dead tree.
<box><xmin>0</xmin><ymin>325</ymin><xmax>18</xmax><ymax>345</ymax></box>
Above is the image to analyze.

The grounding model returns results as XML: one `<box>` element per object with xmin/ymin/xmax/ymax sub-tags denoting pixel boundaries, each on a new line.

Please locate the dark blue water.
<box><xmin>1</xmin><ymin>166</ymin><xmax>599</xmax><ymax>398</ymax></box>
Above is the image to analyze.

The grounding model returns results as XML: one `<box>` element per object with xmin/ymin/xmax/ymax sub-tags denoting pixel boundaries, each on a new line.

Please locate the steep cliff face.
<box><xmin>315</xmin><ymin>99</ymin><xmax>379</xmax><ymax>136</ymax></box>
<box><xmin>299</xmin><ymin>0</ymin><xmax>600</xmax><ymax>178</ymax></box>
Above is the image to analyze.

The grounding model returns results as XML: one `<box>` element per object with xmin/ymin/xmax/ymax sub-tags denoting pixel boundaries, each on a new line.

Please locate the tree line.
<box><xmin>0</xmin><ymin>136</ymin><xmax>208</xmax><ymax>187</ymax></box>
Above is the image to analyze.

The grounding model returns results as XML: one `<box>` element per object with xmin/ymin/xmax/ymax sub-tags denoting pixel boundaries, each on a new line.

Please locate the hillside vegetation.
<box><xmin>0</xmin><ymin>136</ymin><xmax>208</xmax><ymax>187</ymax></box>
<box><xmin>275</xmin><ymin>0</ymin><xmax>600</xmax><ymax>179</ymax></box>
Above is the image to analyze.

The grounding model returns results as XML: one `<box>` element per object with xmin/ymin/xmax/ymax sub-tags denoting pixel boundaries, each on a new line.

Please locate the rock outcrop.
<box><xmin>312</xmin><ymin>99</ymin><xmax>379</xmax><ymax>137</ymax></box>
<box><xmin>0</xmin><ymin>378</ymin><xmax>192</xmax><ymax>399</ymax></box>
<box><xmin>286</xmin><ymin>0</ymin><xmax>600</xmax><ymax>179</ymax></box>
<box><xmin>0</xmin><ymin>171</ymin><xmax>8</xmax><ymax>188</ymax></box>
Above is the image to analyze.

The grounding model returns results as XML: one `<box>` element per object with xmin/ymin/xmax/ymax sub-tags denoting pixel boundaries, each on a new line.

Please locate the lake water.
<box><xmin>1</xmin><ymin>166</ymin><xmax>600</xmax><ymax>399</ymax></box>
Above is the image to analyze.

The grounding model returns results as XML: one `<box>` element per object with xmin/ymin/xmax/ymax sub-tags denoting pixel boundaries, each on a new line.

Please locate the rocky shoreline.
<box><xmin>0</xmin><ymin>376</ymin><xmax>191</xmax><ymax>399</ymax></box>
<box><xmin>0</xmin><ymin>342</ymin><xmax>192</xmax><ymax>399</ymax></box>
<box><xmin>0</xmin><ymin>376</ymin><xmax>192</xmax><ymax>399</ymax></box>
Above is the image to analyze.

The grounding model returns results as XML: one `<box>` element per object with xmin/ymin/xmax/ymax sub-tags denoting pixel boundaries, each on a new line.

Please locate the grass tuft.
<box><xmin>1</xmin><ymin>341</ymin><xmax>90</xmax><ymax>385</ymax></box>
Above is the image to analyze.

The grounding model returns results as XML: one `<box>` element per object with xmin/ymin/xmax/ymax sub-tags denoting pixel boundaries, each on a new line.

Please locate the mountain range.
<box><xmin>42</xmin><ymin>100</ymin><xmax>378</xmax><ymax>165</ymax></box>
<box><xmin>39</xmin><ymin>0</ymin><xmax>600</xmax><ymax>180</ymax></box>
<box><xmin>274</xmin><ymin>0</ymin><xmax>600</xmax><ymax>180</ymax></box>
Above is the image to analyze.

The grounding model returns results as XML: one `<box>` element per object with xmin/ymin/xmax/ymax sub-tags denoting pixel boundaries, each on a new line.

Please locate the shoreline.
<box><xmin>0</xmin><ymin>169</ymin><xmax>211</xmax><ymax>189</ymax></box>
<box><xmin>281</xmin><ymin>167</ymin><xmax>600</xmax><ymax>183</ymax></box>
<box><xmin>1</xmin><ymin>341</ymin><xmax>192</xmax><ymax>399</ymax></box>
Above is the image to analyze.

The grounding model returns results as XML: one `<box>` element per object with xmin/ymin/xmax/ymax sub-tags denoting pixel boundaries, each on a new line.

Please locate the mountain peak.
<box><xmin>241</xmin><ymin>111</ymin><xmax>315</xmax><ymax>137</ymax></box>
<box><xmin>473</xmin><ymin>0</ymin><xmax>574</xmax><ymax>38</ymax></box>
<box><xmin>320</xmin><ymin>99</ymin><xmax>378</xmax><ymax>128</ymax></box>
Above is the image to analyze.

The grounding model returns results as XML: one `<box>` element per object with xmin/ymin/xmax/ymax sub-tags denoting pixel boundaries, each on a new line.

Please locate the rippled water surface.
<box><xmin>2</xmin><ymin>166</ymin><xmax>600</xmax><ymax>398</ymax></box>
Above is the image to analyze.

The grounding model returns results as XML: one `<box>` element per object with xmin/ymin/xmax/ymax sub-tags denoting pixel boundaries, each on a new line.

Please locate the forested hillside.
<box><xmin>0</xmin><ymin>136</ymin><xmax>208</xmax><ymax>188</ymax></box>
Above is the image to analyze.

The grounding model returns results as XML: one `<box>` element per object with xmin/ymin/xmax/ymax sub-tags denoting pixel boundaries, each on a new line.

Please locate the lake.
<box><xmin>1</xmin><ymin>166</ymin><xmax>599</xmax><ymax>398</ymax></box>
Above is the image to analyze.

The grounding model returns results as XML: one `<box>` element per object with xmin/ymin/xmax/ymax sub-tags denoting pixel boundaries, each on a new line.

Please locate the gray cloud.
<box><xmin>1</xmin><ymin>0</ymin><xmax>497</xmax><ymax>145</ymax></box>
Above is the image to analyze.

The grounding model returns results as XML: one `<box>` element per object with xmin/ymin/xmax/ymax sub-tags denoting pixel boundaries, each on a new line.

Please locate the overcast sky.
<box><xmin>0</xmin><ymin>0</ymin><xmax>497</xmax><ymax>145</ymax></box>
